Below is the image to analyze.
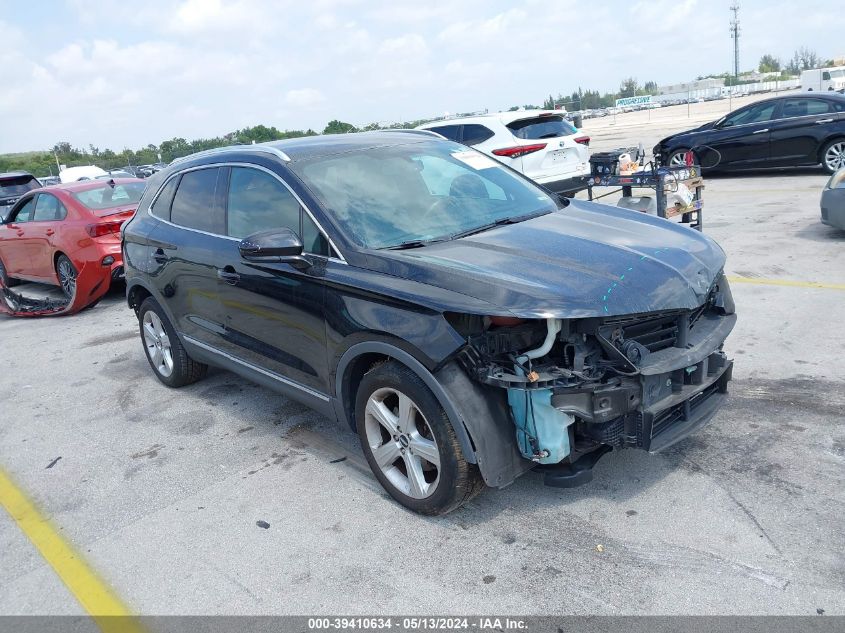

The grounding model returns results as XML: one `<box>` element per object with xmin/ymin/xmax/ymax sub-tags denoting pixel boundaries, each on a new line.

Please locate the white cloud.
<box><xmin>285</xmin><ymin>88</ymin><xmax>327</xmax><ymax>109</ymax></box>
<box><xmin>2</xmin><ymin>0</ymin><xmax>845</xmax><ymax>153</ymax></box>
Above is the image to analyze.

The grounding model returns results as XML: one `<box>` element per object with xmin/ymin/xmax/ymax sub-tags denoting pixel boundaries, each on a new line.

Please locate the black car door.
<box><xmin>768</xmin><ymin>97</ymin><xmax>839</xmax><ymax>165</ymax></box>
<box><xmin>150</xmin><ymin>166</ymin><xmax>230</xmax><ymax>349</ymax></box>
<box><xmin>709</xmin><ymin>100</ymin><xmax>779</xmax><ymax>168</ymax></box>
<box><xmin>210</xmin><ymin>164</ymin><xmax>331</xmax><ymax>397</ymax></box>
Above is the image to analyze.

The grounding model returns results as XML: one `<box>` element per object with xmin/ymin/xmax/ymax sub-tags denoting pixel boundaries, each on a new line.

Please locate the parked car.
<box><xmin>96</xmin><ymin>170</ymin><xmax>136</xmax><ymax>179</ymax></box>
<box><xmin>38</xmin><ymin>175</ymin><xmax>61</xmax><ymax>187</ymax></box>
<box><xmin>0</xmin><ymin>178</ymin><xmax>144</xmax><ymax>298</ymax></box>
<box><xmin>821</xmin><ymin>167</ymin><xmax>845</xmax><ymax>230</ymax></box>
<box><xmin>654</xmin><ymin>93</ymin><xmax>845</xmax><ymax>173</ymax></box>
<box><xmin>135</xmin><ymin>163</ymin><xmax>168</xmax><ymax>179</ymax></box>
<box><xmin>417</xmin><ymin>110</ymin><xmax>591</xmax><ymax>195</ymax></box>
<box><xmin>122</xmin><ymin>133</ymin><xmax>735</xmax><ymax>515</ymax></box>
<box><xmin>1</xmin><ymin>172</ymin><xmax>42</xmax><ymax>223</ymax></box>
<box><xmin>59</xmin><ymin>165</ymin><xmax>108</xmax><ymax>183</ymax></box>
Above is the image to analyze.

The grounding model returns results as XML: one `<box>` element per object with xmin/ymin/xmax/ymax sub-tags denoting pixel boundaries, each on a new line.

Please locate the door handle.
<box><xmin>217</xmin><ymin>266</ymin><xmax>240</xmax><ymax>285</ymax></box>
<box><xmin>16</xmin><ymin>230</ymin><xmax>24</xmax><ymax>237</ymax></box>
<box><xmin>815</xmin><ymin>119</ymin><xmax>834</xmax><ymax>124</ymax></box>
<box><xmin>45</xmin><ymin>229</ymin><xmax>55</xmax><ymax>236</ymax></box>
<box><xmin>752</xmin><ymin>128</ymin><xmax>769</xmax><ymax>134</ymax></box>
<box><xmin>152</xmin><ymin>248</ymin><xmax>169</xmax><ymax>263</ymax></box>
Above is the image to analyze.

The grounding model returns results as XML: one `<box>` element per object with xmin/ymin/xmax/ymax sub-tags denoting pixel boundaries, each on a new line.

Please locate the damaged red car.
<box><xmin>0</xmin><ymin>178</ymin><xmax>145</xmax><ymax>316</ymax></box>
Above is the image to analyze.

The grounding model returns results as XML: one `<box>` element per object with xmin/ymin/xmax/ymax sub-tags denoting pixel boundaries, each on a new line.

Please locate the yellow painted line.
<box><xmin>727</xmin><ymin>275</ymin><xmax>845</xmax><ymax>291</ymax></box>
<box><xmin>0</xmin><ymin>468</ymin><xmax>144</xmax><ymax>633</ymax></box>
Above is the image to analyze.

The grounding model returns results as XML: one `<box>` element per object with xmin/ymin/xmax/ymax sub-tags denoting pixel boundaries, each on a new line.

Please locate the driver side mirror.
<box><xmin>239</xmin><ymin>228</ymin><xmax>310</xmax><ymax>269</ymax></box>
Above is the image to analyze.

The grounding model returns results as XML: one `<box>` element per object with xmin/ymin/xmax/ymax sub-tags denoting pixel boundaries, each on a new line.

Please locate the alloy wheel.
<box><xmin>824</xmin><ymin>142</ymin><xmax>845</xmax><ymax>172</ymax></box>
<box><xmin>363</xmin><ymin>387</ymin><xmax>441</xmax><ymax>499</ymax></box>
<box><xmin>669</xmin><ymin>151</ymin><xmax>690</xmax><ymax>166</ymax></box>
<box><xmin>57</xmin><ymin>258</ymin><xmax>77</xmax><ymax>298</ymax></box>
<box><xmin>142</xmin><ymin>310</ymin><xmax>174</xmax><ymax>378</ymax></box>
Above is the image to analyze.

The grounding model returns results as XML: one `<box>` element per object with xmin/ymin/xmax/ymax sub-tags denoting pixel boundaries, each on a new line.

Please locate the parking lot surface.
<box><xmin>2</xmin><ymin>99</ymin><xmax>844</xmax><ymax>616</ymax></box>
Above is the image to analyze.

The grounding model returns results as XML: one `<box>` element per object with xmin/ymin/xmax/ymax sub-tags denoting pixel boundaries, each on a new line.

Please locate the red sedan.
<box><xmin>0</xmin><ymin>178</ymin><xmax>145</xmax><ymax>298</ymax></box>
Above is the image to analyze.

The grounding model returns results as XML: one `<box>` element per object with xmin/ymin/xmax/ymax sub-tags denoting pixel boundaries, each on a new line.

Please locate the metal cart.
<box><xmin>582</xmin><ymin>164</ymin><xmax>705</xmax><ymax>231</ymax></box>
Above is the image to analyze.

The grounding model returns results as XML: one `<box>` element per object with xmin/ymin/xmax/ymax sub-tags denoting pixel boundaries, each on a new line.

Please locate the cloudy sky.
<box><xmin>1</xmin><ymin>0</ymin><xmax>842</xmax><ymax>153</ymax></box>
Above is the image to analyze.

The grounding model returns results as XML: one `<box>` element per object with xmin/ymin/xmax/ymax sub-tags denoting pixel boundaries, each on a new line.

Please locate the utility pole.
<box><xmin>730</xmin><ymin>2</ymin><xmax>740</xmax><ymax>81</ymax></box>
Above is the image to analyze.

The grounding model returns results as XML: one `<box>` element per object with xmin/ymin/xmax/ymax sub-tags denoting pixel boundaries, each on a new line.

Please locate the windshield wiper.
<box><xmin>449</xmin><ymin>212</ymin><xmax>546</xmax><ymax>241</ymax></box>
<box><xmin>385</xmin><ymin>237</ymin><xmax>447</xmax><ymax>250</ymax></box>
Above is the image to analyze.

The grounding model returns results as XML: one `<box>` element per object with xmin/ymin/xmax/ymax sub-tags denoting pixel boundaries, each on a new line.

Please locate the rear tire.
<box><xmin>821</xmin><ymin>138</ymin><xmax>845</xmax><ymax>174</ymax></box>
<box><xmin>355</xmin><ymin>361</ymin><xmax>483</xmax><ymax>515</ymax></box>
<box><xmin>56</xmin><ymin>254</ymin><xmax>77</xmax><ymax>299</ymax></box>
<box><xmin>138</xmin><ymin>297</ymin><xmax>208</xmax><ymax>387</ymax></box>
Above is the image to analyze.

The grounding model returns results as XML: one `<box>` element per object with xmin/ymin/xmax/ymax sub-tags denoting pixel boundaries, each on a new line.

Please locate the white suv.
<box><xmin>417</xmin><ymin>110</ymin><xmax>591</xmax><ymax>195</ymax></box>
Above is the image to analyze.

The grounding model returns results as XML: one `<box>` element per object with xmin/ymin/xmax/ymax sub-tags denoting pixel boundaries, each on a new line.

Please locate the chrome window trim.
<box><xmin>147</xmin><ymin>162</ymin><xmax>347</xmax><ymax>263</ymax></box>
<box><xmin>183</xmin><ymin>335</ymin><xmax>330</xmax><ymax>402</ymax></box>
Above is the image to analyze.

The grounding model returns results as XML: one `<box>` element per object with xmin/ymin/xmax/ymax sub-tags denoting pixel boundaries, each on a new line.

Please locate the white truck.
<box><xmin>801</xmin><ymin>66</ymin><xmax>845</xmax><ymax>92</ymax></box>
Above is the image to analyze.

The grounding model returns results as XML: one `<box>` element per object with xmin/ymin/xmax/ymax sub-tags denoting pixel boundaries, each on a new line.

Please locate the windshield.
<box><xmin>71</xmin><ymin>182</ymin><xmax>145</xmax><ymax>211</ymax></box>
<box><xmin>0</xmin><ymin>176</ymin><xmax>40</xmax><ymax>198</ymax></box>
<box><xmin>293</xmin><ymin>140</ymin><xmax>558</xmax><ymax>249</ymax></box>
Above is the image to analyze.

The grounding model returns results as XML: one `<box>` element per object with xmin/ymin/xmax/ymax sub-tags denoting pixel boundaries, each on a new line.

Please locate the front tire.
<box><xmin>138</xmin><ymin>297</ymin><xmax>208</xmax><ymax>387</ymax></box>
<box><xmin>355</xmin><ymin>361</ymin><xmax>483</xmax><ymax>515</ymax></box>
<box><xmin>667</xmin><ymin>148</ymin><xmax>694</xmax><ymax>167</ymax></box>
<box><xmin>821</xmin><ymin>138</ymin><xmax>845</xmax><ymax>174</ymax></box>
<box><xmin>0</xmin><ymin>256</ymin><xmax>18</xmax><ymax>287</ymax></box>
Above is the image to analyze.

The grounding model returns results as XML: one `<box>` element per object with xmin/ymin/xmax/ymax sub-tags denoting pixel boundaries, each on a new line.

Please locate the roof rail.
<box><xmin>170</xmin><ymin>143</ymin><xmax>291</xmax><ymax>166</ymax></box>
<box><xmin>379</xmin><ymin>128</ymin><xmax>446</xmax><ymax>139</ymax></box>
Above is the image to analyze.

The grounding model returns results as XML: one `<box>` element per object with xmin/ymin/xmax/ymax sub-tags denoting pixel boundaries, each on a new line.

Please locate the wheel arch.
<box><xmin>335</xmin><ymin>341</ymin><xmax>478</xmax><ymax>465</ymax></box>
<box><xmin>818</xmin><ymin>135</ymin><xmax>845</xmax><ymax>164</ymax></box>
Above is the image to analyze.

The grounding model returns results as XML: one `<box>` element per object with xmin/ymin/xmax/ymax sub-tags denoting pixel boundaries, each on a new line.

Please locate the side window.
<box><xmin>226</xmin><ymin>167</ymin><xmax>301</xmax><ymax>239</ymax></box>
<box><xmin>33</xmin><ymin>194</ymin><xmax>67</xmax><ymax>221</ymax></box>
<box><xmin>723</xmin><ymin>102</ymin><xmax>777</xmax><ymax>127</ymax></box>
<box><xmin>806</xmin><ymin>99</ymin><xmax>833</xmax><ymax>115</ymax></box>
<box><xmin>780</xmin><ymin>98</ymin><xmax>831</xmax><ymax>118</ymax></box>
<box><xmin>461</xmin><ymin>124</ymin><xmax>495</xmax><ymax>146</ymax></box>
<box><xmin>428</xmin><ymin>125</ymin><xmax>461</xmax><ymax>142</ymax></box>
<box><xmin>822</xmin><ymin>71</ymin><xmax>832</xmax><ymax>81</ymax></box>
<box><xmin>301</xmin><ymin>213</ymin><xmax>330</xmax><ymax>256</ymax></box>
<box><xmin>12</xmin><ymin>198</ymin><xmax>35</xmax><ymax>223</ymax></box>
<box><xmin>170</xmin><ymin>168</ymin><xmax>222</xmax><ymax>233</ymax></box>
<box><xmin>151</xmin><ymin>176</ymin><xmax>179</xmax><ymax>221</ymax></box>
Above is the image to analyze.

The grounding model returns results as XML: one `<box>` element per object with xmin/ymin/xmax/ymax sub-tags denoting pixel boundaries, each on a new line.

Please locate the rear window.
<box><xmin>461</xmin><ymin>124</ymin><xmax>494</xmax><ymax>146</ymax></box>
<box><xmin>0</xmin><ymin>175</ymin><xmax>40</xmax><ymax>198</ymax></box>
<box><xmin>507</xmin><ymin>115</ymin><xmax>576</xmax><ymax>140</ymax></box>
<box><xmin>72</xmin><ymin>182</ymin><xmax>145</xmax><ymax>212</ymax></box>
<box><xmin>426</xmin><ymin>125</ymin><xmax>461</xmax><ymax>142</ymax></box>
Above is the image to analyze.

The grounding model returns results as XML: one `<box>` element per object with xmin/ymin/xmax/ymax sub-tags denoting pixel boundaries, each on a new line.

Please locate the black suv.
<box><xmin>1</xmin><ymin>171</ymin><xmax>41</xmax><ymax>222</ymax></box>
<box><xmin>123</xmin><ymin>132</ymin><xmax>735</xmax><ymax>515</ymax></box>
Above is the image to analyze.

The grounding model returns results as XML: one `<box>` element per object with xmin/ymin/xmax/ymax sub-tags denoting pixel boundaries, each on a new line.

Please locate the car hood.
<box><xmin>361</xmin><ymin>201</ymin><xmax>726</xmax><ymax>318</ymax></box>
<box><xmin>658</xmin><ymin>120</ymin><xmax>715</xmax><ymax>147</ymax></box>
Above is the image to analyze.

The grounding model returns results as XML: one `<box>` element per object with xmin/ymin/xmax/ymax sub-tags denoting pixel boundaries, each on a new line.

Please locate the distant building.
<box><xmin>657</xmin><ymin>78</ymin><xmax>724</xmax><ymax>95</ymax></box>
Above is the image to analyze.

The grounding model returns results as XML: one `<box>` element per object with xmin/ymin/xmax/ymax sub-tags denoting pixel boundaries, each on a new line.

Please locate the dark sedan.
<box><xmin>123</xmin><ymin>132</ymin><xmax>735</xmax><ymax>514</ymax></box>
<box><xmin>654</xmin><ymin>93</ymin><xmax>845</xmax><ymax>174</ymax></box>
<box><xmin>821</xmin><ymin>168</ymin><xmax>845</xmax><ymax>230</ymax></box>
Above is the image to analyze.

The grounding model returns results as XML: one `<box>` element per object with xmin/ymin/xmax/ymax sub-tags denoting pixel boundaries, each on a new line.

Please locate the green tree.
<box><xmin>619</xmin><ymin>77</ymin><xmax>639</xmax><ymax>98</ymax></box>
<box><xmin>758</xmin><ymin>54</ymin><xmax>781</xmax><ymax>73</ymax></box>
<box><xmin>323</xmin><ymin>120</ymin><xmax>358</xmax><ymax>135</ymax></box>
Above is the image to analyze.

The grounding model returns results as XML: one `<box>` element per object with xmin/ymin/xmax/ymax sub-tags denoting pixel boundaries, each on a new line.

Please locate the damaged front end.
<box><xmin>0</xmin><ymin>262</ymin><xmax>113</xmax><ymax>317</ymax></box>
<box><xmin>454</xmin><ymin>273</ymin><xmax>736</xmax><ymax>487</ymax></box>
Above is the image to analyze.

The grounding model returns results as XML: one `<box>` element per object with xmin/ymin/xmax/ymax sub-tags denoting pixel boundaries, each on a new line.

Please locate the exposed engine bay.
<box><xmin>454</xmin><ymin>272</ymin><xmax>736</xmax><ymax>483</ymax></box>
